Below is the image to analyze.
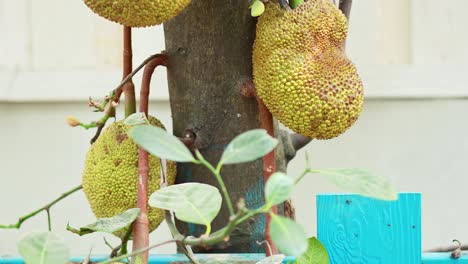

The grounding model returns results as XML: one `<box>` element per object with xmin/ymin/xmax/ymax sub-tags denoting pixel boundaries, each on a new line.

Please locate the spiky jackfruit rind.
<box><xmin>253</xmin><ymin>0</ymin><xmax>364</xmax><ymax>139</ymax></box>
<box><xmin>82</xmin><ymin>116</ymin><xmax>176</xmax><ymax>238</ymax></box>
<box><xmin>83</xmin><ymin>0</ymin><xmax>192</xmax><ymax>27</ymax></box>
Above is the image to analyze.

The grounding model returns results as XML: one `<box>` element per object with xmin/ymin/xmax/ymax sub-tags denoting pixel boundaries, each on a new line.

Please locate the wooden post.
<box><xmin>317</xmin><ymin>193</ymin><xmax>422</xmax><ymax>263</ymax></box>
<box><xmin>163</xmin><ymin>1</ymin><xmax>290</xmax><ymax>253</ymax></box>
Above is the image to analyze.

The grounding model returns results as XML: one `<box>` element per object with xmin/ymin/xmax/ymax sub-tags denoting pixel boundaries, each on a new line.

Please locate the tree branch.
<box><xmin>256</xmin><ymin>96</ymin><xmax>279</xmax><ymax>256</ymax></box>
<box><xmin>132</xmin><ymin>53</ymin><xmax>168</xmax><ymax>263</ymax></box>
<box><xmin>0</xmin><ymin>185</ymin><xmax>83</xmax><ymax>229</ymax></box>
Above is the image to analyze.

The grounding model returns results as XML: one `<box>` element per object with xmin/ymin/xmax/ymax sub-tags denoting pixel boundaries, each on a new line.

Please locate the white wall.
<box><xmin>1</xmin><ymin>0</ymin><xmax>468</xmax><ymax>257</ymax></box>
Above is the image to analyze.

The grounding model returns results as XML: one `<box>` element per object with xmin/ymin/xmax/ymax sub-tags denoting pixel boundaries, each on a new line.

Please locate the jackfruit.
<box><xmin>83</xmin><ymin>0</ymin><xmax>192</xmax><ymax>27</ymax></box>
<box><xmin>82</xmin><ymin>116</ymin><xmax>176</xmax><ymax>238</ymax></box>
<box><xmin>253</xmin><ymin>0</ymin><xmax>364</xmax><ymax>139</ymax></box>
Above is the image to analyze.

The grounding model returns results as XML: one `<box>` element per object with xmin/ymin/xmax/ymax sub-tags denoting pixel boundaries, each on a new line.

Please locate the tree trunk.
<box><xmin>163</xmin><ymin>0</ymin><xmax>289</xmax><ymax>253</ymax></box>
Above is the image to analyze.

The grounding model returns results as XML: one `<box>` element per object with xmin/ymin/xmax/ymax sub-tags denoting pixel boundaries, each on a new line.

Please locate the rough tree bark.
<box><xmin>163</xmin><ymin>0</ymin><xmax>291</xmax><ymax>253</ymax></box>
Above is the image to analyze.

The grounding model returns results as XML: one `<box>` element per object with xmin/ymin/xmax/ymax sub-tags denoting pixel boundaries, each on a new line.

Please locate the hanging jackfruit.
<box><xmin>253</xmin><ymin>0</ymin><xmax>364</xmax><ymax>139</ymax></box>
<box><xmin>83</xmin><ymin>0</ymin><xmax>191</xmax><ymax>27</ymax></box>
<box><xmin>82</xmin><ymin>116</ymin><xmax>176</xmax><ymax>238</ymax></box>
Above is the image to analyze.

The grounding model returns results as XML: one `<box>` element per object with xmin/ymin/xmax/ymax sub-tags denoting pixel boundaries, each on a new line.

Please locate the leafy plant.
<box><xmin>10</xmin><ymin>112</ymin><xmax>397</xmax><ymax>263</ymax></box>
<box><xmin>82</xmin><ymin>114</ymin><xmax>395</xmax><ymax>263</ymax></box>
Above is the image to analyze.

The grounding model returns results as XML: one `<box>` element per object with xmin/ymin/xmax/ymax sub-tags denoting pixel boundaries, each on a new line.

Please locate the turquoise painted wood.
<box><xmin>422</xmin><ymin>253</ymin><xmax>468</xmax><ymax>263</ymax></box>
<box><xmin>317</xmin><ymin>193</ymin><xmax>422</xmax><ymax>263</ymax></box>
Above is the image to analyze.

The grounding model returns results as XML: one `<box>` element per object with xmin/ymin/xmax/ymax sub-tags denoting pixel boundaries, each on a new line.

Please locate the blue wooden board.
<box><xmin>422</xmin><ymin>253</ymin><xmax>468</xmax><ymax>263</ymax></box>
<box><xmin>317</xmin><ymin>193</ymin><xmax>422</xmax><ymax>263</ymax></box>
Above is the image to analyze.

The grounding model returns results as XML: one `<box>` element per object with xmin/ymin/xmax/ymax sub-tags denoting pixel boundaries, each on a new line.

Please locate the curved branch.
<box><xmin>132</xmin><ymin>53</ymin><xmax>168</xmax><ymax>263</ymax></box>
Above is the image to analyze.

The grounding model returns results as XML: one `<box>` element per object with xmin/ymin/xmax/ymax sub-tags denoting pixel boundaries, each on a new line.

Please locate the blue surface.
<box><xmin>0</xmin><ymin>254</ymin><xmax>296</xmax><ymax>263</ymax></box>
<box><xmin>317</xmin><ymin>193</ymin><xmax>422</xmax><ymax>263</ymax></box>
<box><xmin>422</xmin><ymin>253</ymin><xmax>468</xmax><ymax>263</ymax></box>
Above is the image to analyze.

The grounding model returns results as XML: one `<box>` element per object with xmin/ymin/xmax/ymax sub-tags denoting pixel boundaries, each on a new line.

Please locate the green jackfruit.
<box><xmin>253</xmin><ymin>0</ymin><xmax>364</xmax><ymax>139</ymax></box>
<box><xmin>83</xmin><ymin>0</ymin><xmax>192</xmax><ymax>27</ymax></box>
<box><xmin>82</xmin><ymin>116</ymin><xmax>176</xmax><ymax>238</ymax></box>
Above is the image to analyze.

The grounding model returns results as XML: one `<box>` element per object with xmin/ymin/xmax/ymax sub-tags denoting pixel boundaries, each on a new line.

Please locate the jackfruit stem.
<box><xmin>257</xmin><ymin>96</ymin><xmax>279</xmax><ymax>256</ymax></box>
<box><xmin>122</xmin><ymin>26</ymin><xmax>136</xmax><ymax>118</ymax></box>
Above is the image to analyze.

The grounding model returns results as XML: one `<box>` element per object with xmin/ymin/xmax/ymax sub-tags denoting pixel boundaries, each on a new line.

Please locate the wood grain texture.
<box><xmin>317</xmin><ymin>193</ymin><xmax>421</xmax><ymax>263</ymax></box>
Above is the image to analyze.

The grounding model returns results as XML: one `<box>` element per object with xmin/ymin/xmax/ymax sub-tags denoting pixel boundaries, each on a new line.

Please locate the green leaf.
<box><xmin>251</xmin><ymin>0</ymin><xmax>265</xmax><ymax>17</ymax></box>
<box><xmin>265</xmin><ymin>172</ymin><xmax>294</xmax><ymax>206</ymax></box>
<box><xmin>149</xmin><ymin>183</ymin><xmax>222</xmax><ymax>226</ymax></box>
<box><xmin>269</xmin><ymin>214</ymin><xmax>308</xmax><ymax>257</ymax></box>
<box><xmin>289</xmin><ymin>0</ymin><xmax>304</xmax><ymax>9</ymax></box>
<box><xmin>220</xmin><ymin>129</ymin><xmax>278</xmax><ymax>165</ymax></box>
<box><xmin>67</xmin><ymin>208</ymin><xmax>140</xmax><ymax>236</ymax></box>
<box><xmin>296</xmin><ymin>237</ymin><xmax>329</xmax><ymax>264</ymax></box>
<box><xmin>18</xmin><ymin>232</ymin><xmax>70</xmax><ymax>264</ymax></box>
<box><xmin>129</xmin><ymin>125</ymin><xmax>196</xmax><ymax>163</ymax></box>
<box><xmin>315</xmin><ymin>169</ymin><xmax>398</xmax><ymax>200</ymax></box>
<box><xmin>256</xmin><ymin>254</ymin><xmax>285</xmax><ymax>264</ymax></box>
<box><xmin>124</xmin><ymin>112</ymin><xmax>149</xmax><ymax>126</ymax></box>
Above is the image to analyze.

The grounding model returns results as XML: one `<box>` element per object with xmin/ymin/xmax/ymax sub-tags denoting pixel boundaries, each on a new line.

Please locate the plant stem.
<box><xmin>122</xmin><ymin>26</ymin><xmax>136</xmax><ymax>118</ymax></box>
<box><xmin>164</xmin><ymin>211</ymin><xmax>200</xmax><ymax>264</ymax></box>
<box><xmin>98</xmin><ymin>240</ymin><xmax>178</xmax><ymax>264</ymax></box>
<box><xmin>257</xmin><ymin>94</ymin><xmax>278</xmax><ymax>256</ymax></box>
<box><xmin>151</xmin><ymin>207</ymin><xmax>269</xmax><ymax>264</ymax></box>
<box><xmin>46</xmin><ymin>209</ymin><xmax>51</xmax><ymax>231</ymax></box>
<box><xmin>195</xmin><ymin>151</ymin><xmax>235</xmax><ymax>216</ymax></box>
<box><xmin>0</xmin><ymin>185</ymin><xmax>83</xmax><ymax>229</ymax></box>
<box><xmin>111</xmin><ymin>54</ymin><xmax>166</xmax><ymax>103</ymax></box>
<box><xmin>119</xmin><ymin>223</ymin><xmax>133</xmax><ymax>256</ymax></box>
<box><xmin>132</xmin><ymin>53</ymin><xmax>168</xmax><ymax>263</ymax></box>
<box><xmin>294</xmin><ymin>169</ymin><xmax>313</xmax><ymax>185</ymax></box>
<box><xmin>139</xmin><ymin>54</ymin><xmax>168</xmax><ymax>117</ymax></box>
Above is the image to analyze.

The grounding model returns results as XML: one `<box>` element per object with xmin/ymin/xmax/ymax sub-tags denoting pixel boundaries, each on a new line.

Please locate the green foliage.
<box><xmin>315</xmin><ymin>168</ymin><xmax>398</xmax><ymax>201</ymax></box>
<box><xmin>67</xmin><ymin>208</ymin><xmax>140</xmax><ymax>236</ymax></box>
<box><xmin>124</xmin><ymin>112</ymin><xmax>149</xmax><ymax>126</ymax></box>
<box><xmin>129</xmin><ymin>124</ymin><xmax>196</xmax><ymax>162</ymax></box>
<box><xmin>269</xmin><ymin>214</ymin><xmax>308</xmax><ymax>257</ymax></box>
<box><xmin>149</xmin><ymin>183</ymin><xmax>222</xmax><ymax>230</ymax></box>
<box><xmin>18</xmin><ymin>232</ymin><xmax>70</xmax><ymax>264</ymax></box>
<box><xmin>250</xmin><ymin>0</ymin><xmax>265</xmax><ymax>17</ymax></box>
<box><xmin>289</xmin><ymin>0</ymin><xmax>304</xmax><ymax>9</ymax></box>
<box><xmin>220</xmin><ymin>129</ymin><xmax>278</xmax><ymax>165</ymax></box>
<box><xmin>296</xmin><ymin>237</ymin><xmax>329</xmax><ymax>264</ymax></box>
<box><xmin>8</xmin><ymin>119</ymin><xmax>397</xmax><ymax>263</ymax></box>
<box><xmin>265</xmin><ymin>172</ymin><xmax>294</xmax><ymax>206</ymax></box>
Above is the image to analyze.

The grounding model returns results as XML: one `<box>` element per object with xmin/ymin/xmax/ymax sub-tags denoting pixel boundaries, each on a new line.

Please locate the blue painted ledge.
<box><xmin>0</xmin><ymin>254</ymin><xmax>295</xmax><ymax>264</ymax></box>
<box><xmin>422</xmin><ymin>253</ymin><xmax>468</xmax><ymax>263</ymax></box>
